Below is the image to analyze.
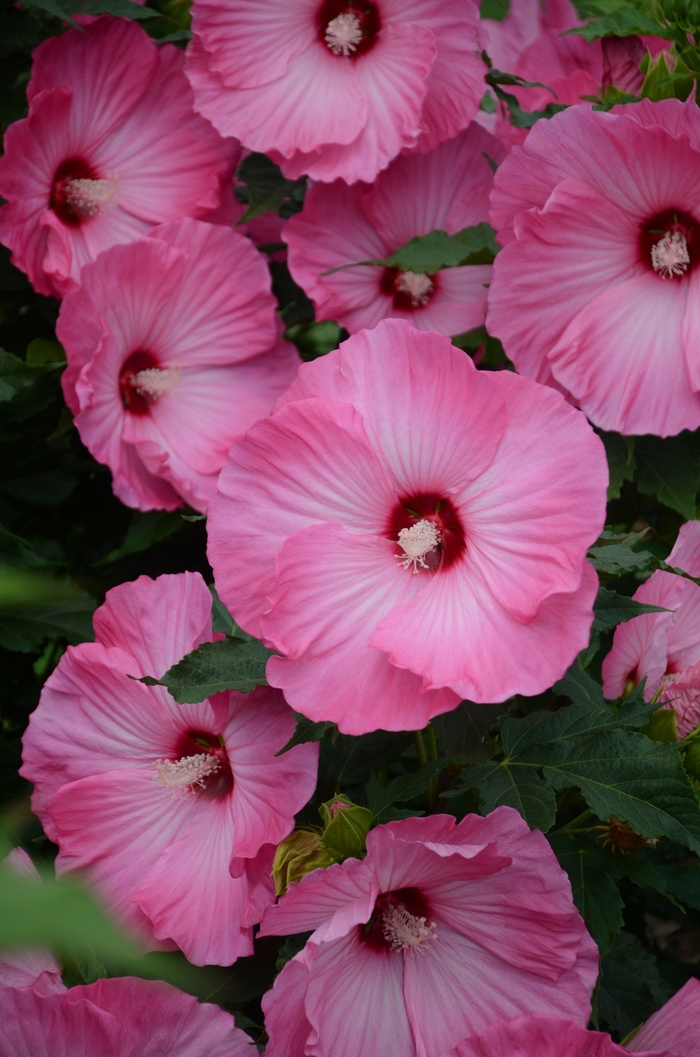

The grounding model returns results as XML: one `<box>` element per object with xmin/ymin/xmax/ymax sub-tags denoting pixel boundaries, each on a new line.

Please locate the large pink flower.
<box><xmin>20</xmin><ymin>572</ymin><xmax>319</xmax><ymax>966</ymax></box>
<box><xmin>185</xmin><ymin>0</ymin><xmax>487</xmax><ymax>184</ymax></box>
<box><xmin>0</xmin><ymin>16</ymin><xmax>238</xmax><ymax>299</ymax></box>
<box><xmin>208</xmin><ymin>318</ymin><xmax>606</xmax><ymax>734</ymax></box>
<box><xmin>57</xmin><ymin>217</ymin><xmax>299</xmax><ymax>513</ymax></box>
<box><xmin>284</xmin><ymin>124</ymin><xmax>504</xmax><ymax>336</ymax></box>
<box><xmin>0</xmin><ymin>977</ymin><xmax>254</xmax><ymax>1056</ymax></box>
<box><xmin>487</xmin><ymin>99</ymin><xmax>700</xmax><ymax>436</ymax></box>
<box><xmin>628</xmin><ymin>978</ymin><xmax>700</xmax><ymax>1056</ymax></box>
<box><xmin>602</xmin><ymin>553</ymin><xmax>700</xmax><ymax>738</ymax></box>
<box><xmin>445</xmin><ymin>1013</ymin><xmax>676</xmax><ymax>1057</ymax></box>
<box><xmin>259</xmin><ymin>809</ymin><xmax>598</xmax><ymax>1057</ymax></box>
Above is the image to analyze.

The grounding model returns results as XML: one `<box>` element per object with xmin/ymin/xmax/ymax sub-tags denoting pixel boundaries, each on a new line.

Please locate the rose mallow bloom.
<box><xmin>487</xmin><ymin>98</ymin><xmax>700</xmax><ymax>436</ymax></box>
<box><xmin>602</xmin><ymin>533</ymin><xmax>700</xmax><ymax>737</ymax></box>
<box><xmin>0</xmin><ymin>15</ymin><xmax>238</xmax><ymax>298</ymax></box>
<box><xmin>185</xmin><ymin>0</ymin><xmax>487</xmax><ymax>184</ymax></box>
<box><xmin>628</xmin><ymin>978</ymin><xmax>700</xmax><ymax>1056</ymax></box>
<box><xmin>208</xmin><ymin>318</ymin><xmax>607</xmax><ymax>735</ymax></box>
<box><xmin>284</xmin><ymin>123</ymin><xmax>504</xmax><ymax>336</ymax></box>
<box><xmin>260</xmin><ymin>809</ymin><xmax>598</xmax><ymax>1057</ymax></box>
<box><xmin>57</xmin><ymin>217</ymin><xmax>299</xmax><ymax>513</ymax></box>
<box><xmin>0</xmin><ymin>977</ymin><xmax>254</xmax><ymax>1056</ymax></box>
<box><xmin>444</xmin><ymin>1013</ymin><xmax>679</xmax><ymax>1057</ymax></box>
<box><xmin>20</xmin><ymin>572</ymin><xmax>319</xmax><ymax>966</ymax></box>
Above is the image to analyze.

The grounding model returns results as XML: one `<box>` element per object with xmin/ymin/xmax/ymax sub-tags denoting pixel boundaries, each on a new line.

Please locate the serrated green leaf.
<box><xmin>138</xmin><ymin>637</ymin><xmax>273</xmax><ymax>702</ymax></box>
<box><xmin>539</xmin><ymin>729</ymin><xmax>700</xmax><ymax>853</ymax></box>
<box><xmin>593</xmin><ymin>931</ymin><xmax>671</xmax><ymax>1035</ymax></box>
<box><xmin>276</xmin><ymin>713</ymin><xmax>335</xmax><ymax>756</ymax></box>
<box><xmin>588</xmin><ymin>542</ymin><xmax>654</xmax><ymax>575</ymax></box>
<box><xmin>365</xmin><ymin>759</ymin><xmax>446</xmax><ymax>820</ymax></box>
<box><xmin>567</xmin><ymin>9</ymin><xmax>671</xmax><ymax>41</ymax></box>
<box><xmin>456</xmin><ymin>759</ymin><xmax>557</xmax><ymax>831</ymax></box>
<box><xmin>593</xmin><ymin>585</ymin><xmax>670</xmax><ymax>632</ymax></box>
<box><xmin>554</xmin><ymin>658</ymin><xmax>607</xmax><ymax>711</ymax></box>
<box><xmin>635</xmin><ymin>434</ymin><xmax>700</xmax><ymax>520</ymax></box>
<box><xmin>549</xmin><ymin>836</ymin><xmax>624</xmax><ymax>953</ymax></box>
<box><xmin>432</xmin><ymin>701</ymin><xmax>508</xmax><ymax>763</ymax></box>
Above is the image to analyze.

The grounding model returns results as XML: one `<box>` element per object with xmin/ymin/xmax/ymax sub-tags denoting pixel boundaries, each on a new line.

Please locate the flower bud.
<box><xmin>319</xmin><ymin>795</ymin><xmax>374</xmax><ymax>860</ymax></box>
<box><xmin>272</xmin><ymin>830</ymin><xmax>334</xmax><ymax>896</ymax></box>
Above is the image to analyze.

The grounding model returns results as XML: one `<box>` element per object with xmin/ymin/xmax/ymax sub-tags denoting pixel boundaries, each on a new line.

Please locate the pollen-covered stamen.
<box><xmin>395</xmin><ymin>271</ymin><xmax>433</xmax><ymax>307</ymax></box>
<box><xmin>382</xmin><ymin>904</ymin><xmax>437</xmax><ymax>955</ymax></box>
<box><xmin>154</xmin><ymin>752</ymin><xmax>221</xmax><ymax>791</ymax></box>
<box><xmin>325</xmin><ymin>11</ymin><xmax>363</xmax><ymax>55</ymax></box>
<box><xmin>64</xmin><ymin>177</ymin><xmax>118</xmax><ymax>219</ymax></box>
<box><xmin>396</xmin><ymin>519</ymin><xmax>440</xmax><ymax>573</ymax></box>
<box><xmin>130</xmin><ymin>367</ymin><xmax>179</xmax><ymax>403</ymax></box>
<box><xmin>651</xmin><ymin>230</ymin><xmax>690</xmax><ymax>279</ymax></box>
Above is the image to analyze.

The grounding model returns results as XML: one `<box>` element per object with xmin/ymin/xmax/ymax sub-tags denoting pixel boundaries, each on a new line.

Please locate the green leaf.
<box><xmin>455</xmin><ymin>759</ymin><xmax>558</xmax><ymax>831</ymax></box>
<box><xmin>600</xmin><ymin>433</ymin><xmax>636</xmax><ymax>500</ymax></box>
<box><xmin>0</xmin><ymin>572</ymin><xmax>96</xmax><ymax>652</ymax></box>
<box><xmin>384</xmin><ymin>224</ymin><xmax>500</xmax><ymax>272</ymax></box>
<box><xmin>0</xmin><ymin>350</ymin><xmax>38</xmax><ymax>403</ymax></box>
<box><xmin>549</xmin><ymin>836</ymin><xmax>624</xmax><ymax>954</ymax></box>
<box><xmin>285</xmin><ymin>319</ymin><xmax>342</xmax><ymax>361</ymax></box>
<box><xmin>208</xmin><ymin>584</ymin><xmax>234</xmax><ymax>636</ymax></box>
<box><xmin>641</xmin><ymin>50</ymin><xmax>694</xmax><ymax>101</ymax></box>
<box><xmin>432</xmin><ymin>701</ymin><xmax>508</xmax><ymax>764</ymax></box>
<box><xmin>484</xmin><ymin>72</ymin><xmax>569</xmax><ymax>129</ymax></box>
<box><xmin>323</xmin><ymin>224</ymin><xmax>500</xmax><ymax>276</ymax></box>
<box><xmin>25</xmin><ymin>339</ymin><xmax>65</xmax><ymax>367</ymax></box>
<box><xmin>276</xmin><ymin>713</ymin><xmax>335</xmax><ymax>756</ymax></box>
<box><xmin>0</xmin><ymin>524</ymin><xmax>53</xmax><ymax>570</ymax></box>
<box><xmin>553</xmin><ymin>657</ymin><xmax>607</xmax><ymax>711</ymax></box>
<box><xmin>588</xmin><ymin>541</ymin><xmax>654</xmax><ymax>576</ymax></box>
<box><xmin>654</xmin><ymin>861</ymin><xmax>700</xmax><ymax>909</ymax></box>
<box><xmin>593</xmin><ymin>931</ymin><xmax>671</xmax><ymax>1035</ymax></box>
<box><xmin>138</xmin><ymin>636</ymin><xmax>273</xmax><ymax>702</ymax></box>
<box><xmin>236</xmin><ymin>153</ymin><xmax>304</xmax><ymax>223</ymax></box>
<box><xmin>567</xmin><ymin>9</ymin><xmax>671</xmax><ymax>41</ymax></box>
<box><xmin>19</xmin><ymin>0</ymin><xmax>158</xmax><ymax>23</ymax></box>
<box><xmin>365</xmin><ymin>759</ymin><xmax>446</xmax><ymax>821</ymax></box>
<box><xmin>635</xmin><ymin>433</ymin><xmax>700</xmax><ymax>519</ymax></box>
<box><xmin>94</xmin><ymin>510</ymin><xmax>183</xmax><ymax>566</ymax></box>
<box><xmin>539</xmin><ymin>730</ymin><xmax>700</xmax><ymax>853</ymax></box>
<box><xmin>593</xmin><ymin>585</ymin><xmax>670</xmax><ymax>632</ymax></box>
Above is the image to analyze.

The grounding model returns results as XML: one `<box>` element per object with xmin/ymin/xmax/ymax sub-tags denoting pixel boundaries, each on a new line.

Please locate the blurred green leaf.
<box><xmin>365</xmin><ymin>759</ymin><xmax>446</xmax><ymax>821</ymax></box>
<box><xmin>237</xmin><ymin>153</ymin><xmax>304</xmax><ymax>223</ymax></box>
<box><xmin>635</xmin><ymin>433</ymin><xmax>700</xmax><ymax>520</ymax></box>
<box><xmin>94</xmin><ymin>510</ymin><xmax>183</xmax><ymax>566</ymax></box>
<box><xmin>19</xmin><ymin>0</ymin><xmax>159</xmax><ymax>23</ymax></box>
<box><xmin>567</xmin><ymin>9</ymin><xmax>671</xmax><ymax>40</ymax></box>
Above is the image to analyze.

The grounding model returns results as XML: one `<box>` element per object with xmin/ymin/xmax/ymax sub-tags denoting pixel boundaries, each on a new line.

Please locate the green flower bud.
<box><xmin>319</xmin><ymin>795</ymin><xmax>374</xmax><ymax>859</ymax></box>
<box><xmin>272</xmin><ymin>830</ymin><xmax>334</xmax><ymax>897</ymax></box>
<box><xmin>642</xmin><ymin>706</ymin><xmax>679</xmax><ymax>743</ymax></box>
<box><xmin>684</xmin><ymin>739</ymin><xmax>700</xmax><ymax>779</ymax></box>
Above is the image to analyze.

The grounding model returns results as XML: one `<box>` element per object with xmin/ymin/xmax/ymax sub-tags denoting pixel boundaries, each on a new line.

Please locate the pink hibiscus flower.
<box><xmin>0</xmin><ymin>849</ymin><xmax>65</xmax><ymax>996</ymax></box>
<box><xmin>20</xmin><ymin>572</ymin><xmax>319</xmax><ymax>966</ymax></box>
<box><xmin>487</xmin><ymin>99</ymin><xmax>700</xmax><ymax>436</ymax></box>
<box><xmin>0</xmin><ymin>977</ymin><xmax>254</xmax><ymax>1056</ymax></box>
<box><xmin>0</xmin><ymin>15</ymin><xmax>238</xmax><ymax>298</ymax></box>
<box><xmin>57</xmin><ymin>217</ymin><xmax>299</xmax><ymax>513</ymax></box>
<box><xmin>445</xmin><ymin>1013</ymin><xmax>678</xmax><ymax>1057</ymax></box>
<box><xmin>628</xmin><ymin>978</ymin><xmax>700</xmax><ymax>1056</ymax></box>
<box><xmin>602</xmin><ymin>554</ymin><xmax>700</xmax><ymax>738</ymax></box>
<box><xmin>185</xmin><ymin>0</ymin><xmax>487</xmax><ymax>184</ymax></box>
<box><xmin>207</xmin><ymin>318</ymin><xmax>606</xmax><ymax>735</ymax></box>
<box><xmin>259</xmin><ymin>809</ymin><xmax>598</xmax><ymax>1057</ymax></box>
<box><xmin>284</xmin><ymin>123</ymin><xmax>504</xmax><ymax>336</ymax></box>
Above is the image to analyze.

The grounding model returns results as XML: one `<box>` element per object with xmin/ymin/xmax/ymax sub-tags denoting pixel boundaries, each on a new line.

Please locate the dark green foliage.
<box><xmin>276</xmin><ymin>714</ymin><xmax>336</xmax><ymax>756</ymax></box>
<box><xmin>365</xmin><ymin>759</ymin><xmax>447</xmax><ymax>821</ymax></box>
<box><xmin>137</xmin><ymin>636</ymin><xmax>274</xmax><ymax>702</ymax></box>
<box><xmin>593</xmin><ymin>586</ymin><xmax>669</xmax><ymax>632</ymax></box>
<box><xmin>593</xmin><ymin>931</ymin><xmax>671</xmax><ymax>1035</ymax></box>
<box><xmin>550</xmin><ymin>837</ymin><xmax>625</xmax><ymax>954</ymax></box>
<box><xmin>634</xmin><ymin>434</ymin><xmax>700</xmax><ymax>520</ymax></box>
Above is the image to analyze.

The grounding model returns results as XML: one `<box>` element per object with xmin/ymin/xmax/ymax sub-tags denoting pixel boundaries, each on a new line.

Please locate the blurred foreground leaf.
<box><xmin>20</xmin><ymin>0</ymin><xmax>159</xmax><ymax>23</ymax></box>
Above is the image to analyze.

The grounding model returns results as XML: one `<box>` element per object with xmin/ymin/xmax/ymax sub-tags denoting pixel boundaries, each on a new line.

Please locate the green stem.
<box><xmin>414</xmin><ymin>729</ymin><xmax>428</xmax><ymax>767</ymax></box>
<box><xmin>552</xmin><ymin>808</ymin><xmax>593</xmax><ymax>836</ymax></box>
<box><xmin>426</xmin><ymin>723</ymin><xmax>438</xmax><ymax>761</ymax></box>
